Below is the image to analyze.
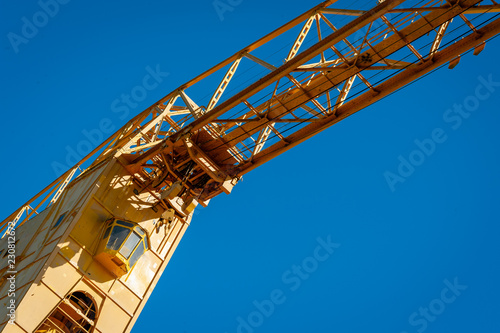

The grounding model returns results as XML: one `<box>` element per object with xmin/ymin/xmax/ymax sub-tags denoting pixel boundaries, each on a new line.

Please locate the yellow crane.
<box><xmin>1</xmin><ymin>0</ymin><xmax>500</xmax><ymax>332</ymax></box>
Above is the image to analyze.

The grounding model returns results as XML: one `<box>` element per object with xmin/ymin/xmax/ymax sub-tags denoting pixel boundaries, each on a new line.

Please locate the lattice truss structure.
<box><xmin>3</xmin><ymin>0</ymin><xmax>500</xmax><ymax>233</ymax></box>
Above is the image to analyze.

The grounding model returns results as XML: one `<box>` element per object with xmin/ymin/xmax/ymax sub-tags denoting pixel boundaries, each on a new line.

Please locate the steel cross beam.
<box><xmin>115</xmin><ymin>0</ymin><xmax>498</xmax><ymax>206</ymax></box>
<box><xmin>237</xmin><ymin>16</ymin><xmax>500</xmax><ymax>175</ymax></box>
<box><xmin>173</xmin><ymin>0</ymin><xmax>405</xmax><ymax>138</ymax></box>
<box><xmin>196</xmin><ymin>0</ymin><xmax>485</xmax><ymax>159</ymax></box>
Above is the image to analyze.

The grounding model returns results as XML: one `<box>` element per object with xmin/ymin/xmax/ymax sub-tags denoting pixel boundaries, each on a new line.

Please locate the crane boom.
<box><xmin>5</xmin><ymin>0</ymin><xmax>500</xmax><ymax>226</ymax></box>
<box><xmin>3</xmin><ymin>0</ymin><xmax>500</xmax><ymax>227</ymax></box>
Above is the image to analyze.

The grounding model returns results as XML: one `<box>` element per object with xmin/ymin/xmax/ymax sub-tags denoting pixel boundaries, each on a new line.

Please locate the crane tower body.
<box><xmin>1</xmin><ymin>0</ymin><xmax>500</xmax><ymax>332</ymax></box>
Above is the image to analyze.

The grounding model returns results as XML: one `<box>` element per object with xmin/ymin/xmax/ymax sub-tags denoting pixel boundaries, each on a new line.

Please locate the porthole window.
<box><xmin>94</xmin><ymin>219</ymin><xmax>149</xmax><ymax>277</ymax></box>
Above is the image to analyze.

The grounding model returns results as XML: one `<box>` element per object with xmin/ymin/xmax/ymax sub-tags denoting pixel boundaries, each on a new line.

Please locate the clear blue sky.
<box><xmin>1</xmin><ymin>0</ymin><xmax>500</xmax><ymax>332</ymax></box>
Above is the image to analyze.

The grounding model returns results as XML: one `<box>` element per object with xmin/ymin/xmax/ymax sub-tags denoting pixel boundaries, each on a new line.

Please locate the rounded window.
<box><xmin>95</xmin><ymin>219</ymin><xmax>149</xmax><ymax>277</ymax></box>
<box><xmin>36</xmin><ymin>291</ymin><xmax>97</xmax><ymax>333</ymax></box>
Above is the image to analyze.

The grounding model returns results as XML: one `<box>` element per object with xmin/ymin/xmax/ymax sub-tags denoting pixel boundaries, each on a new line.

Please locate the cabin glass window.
<box><xmin>119</xmin><ymin>231</ymin><xmax>141</xmax><ymax>259</ymax></box>
<box><xmin>129</xmin><ymin>240</ymin><xmax>146</xmax><ymax>268</ymax></box>
<box><xmin>103</xmin><ymin>226</ymin><xmax>111</xmax><ymax>239</ymax></box>
<box><xmin>116</xmin><ymin>220</ymin><xmax>135</xmax><ymax>228</ymax></box>
<box><xmin>107</xmin><ymin>225</ymin><xmax>129</xmax><ymax>250</ymax></box>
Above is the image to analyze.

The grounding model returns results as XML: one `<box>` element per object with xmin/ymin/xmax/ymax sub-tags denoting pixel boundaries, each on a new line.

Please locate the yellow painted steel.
<box><xmin>1</xmin><ymin>1</ymin><xmax>500</xmax><ymax>332</ymax></box>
